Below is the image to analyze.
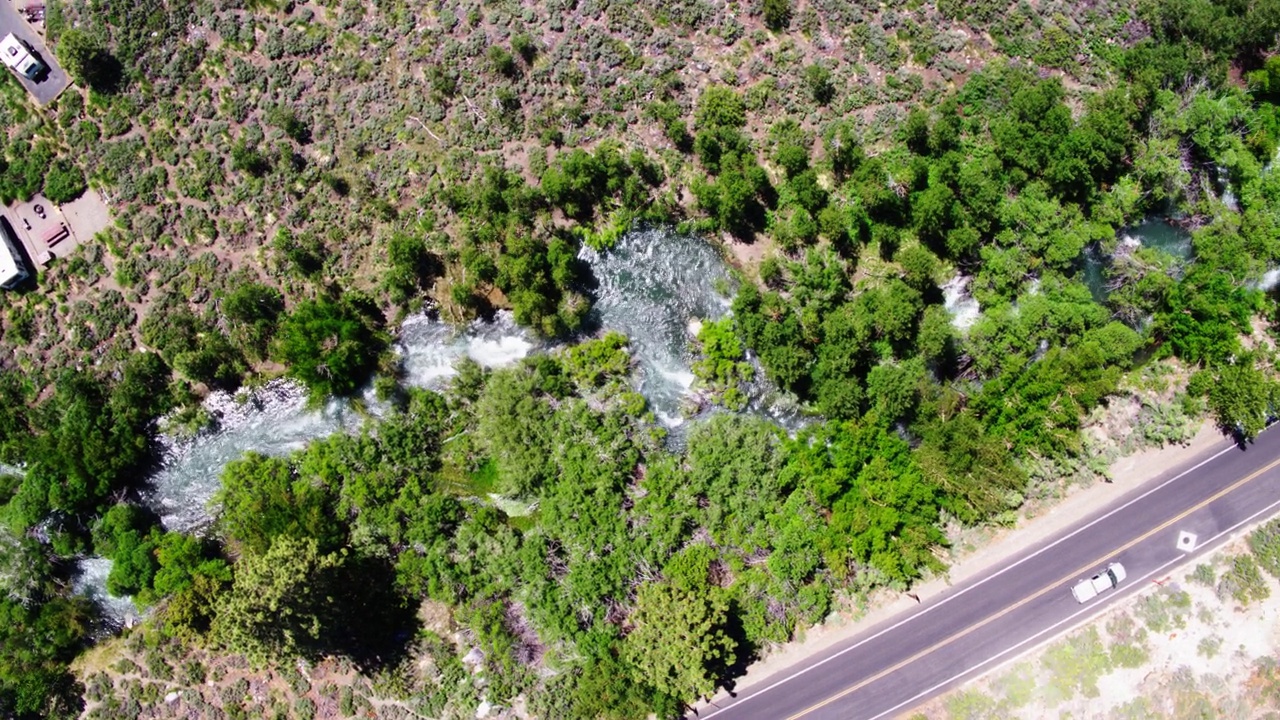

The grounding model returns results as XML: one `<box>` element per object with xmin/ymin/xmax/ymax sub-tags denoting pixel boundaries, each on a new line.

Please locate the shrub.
<box><xmin>695</xmin><ymin>86</ymin><xmax>747</xmax><ymax>131</ymax></box>
<box><xmin>1189</xmin><ymin>563</ymin><xmax>1216</xmax><ymax>587</ymax></box>
<box><xmin>511</xmin><ymin>33</ymin><xmax>537</xmax><ymax>62</ymax></box>
<box><xmin>763</xmin><ymin>0</ymin><xmax>791</xmax><ymax>31</ymax></box>
<box><xmin>803</xmin><ymin>64</ymin><xmax>834</xmax><ymax>105</ymax></box>
<box><xmin>1249</xmin><ymin>519</ymin><xmax>1280</xmax><ymax>577</ymax></box>
<box><xmin>489</xmin><ymin>45</ymin><xmax>517</xmax><ymax>78</ymax></box>
<box><xmin>1218</xmin><ymin>554</ymin><xmax>1271</xmax><ymax>606</ymax></box>
<box><xmin>266</xmin><ymin>106</ymin><xmax>310</xmax><ymax>144</ymax></box>
<box><xmin>43</xmin><ymin>158</ymin><xmax>87</xmax><ymax>203</ymax></box>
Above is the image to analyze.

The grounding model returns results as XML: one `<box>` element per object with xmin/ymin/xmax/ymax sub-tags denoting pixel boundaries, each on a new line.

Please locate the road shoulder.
<box><xmin>697</xmin><ymin>422</ymin><xmax>1230</xmax><ymax>713</ymax></box>
<box><xmin>911</xmin><ymin>514</ymin><xmax>1280</xmax><ymax>719</ymax></box>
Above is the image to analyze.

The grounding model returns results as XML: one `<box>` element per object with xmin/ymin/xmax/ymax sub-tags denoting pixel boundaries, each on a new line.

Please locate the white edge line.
<box><xmin>864</xmin><ymin>493</ymin><xmax>1280</xmax><ymax>720</ymax></box>
<box><xmin>700</xmin><ymin>435</ymin><xmax>1242</xmax><ymax>719</ymax></box>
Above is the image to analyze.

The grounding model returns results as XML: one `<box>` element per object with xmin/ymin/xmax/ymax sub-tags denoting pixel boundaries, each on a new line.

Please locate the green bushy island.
<box><xmin>4</xmin><ymin>0</ymin><xmax>1280</xmax><ymax>716</ymax></box>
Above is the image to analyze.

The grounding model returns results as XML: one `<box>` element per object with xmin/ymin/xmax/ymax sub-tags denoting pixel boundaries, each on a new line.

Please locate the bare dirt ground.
<box><xmin>699</xmin><ymin>421</ymin><xmax>1231</xmax><ymax>710</ymax></box>
<box><xmin>913</xmin><ymin>527</ymin><xmax>1280</xmax><ymax>719</ymax></box>
<box><xmin>61</xmin><ymin>189</ymin><xmax>113</xmax><ymax>246</ymax></box>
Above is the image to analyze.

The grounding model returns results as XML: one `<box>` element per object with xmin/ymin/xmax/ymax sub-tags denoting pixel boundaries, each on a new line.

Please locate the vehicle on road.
<box><xmin>1071</xmin><ymin>562</ymin><xmax>1126</xmax><ymax>603</ymax></box>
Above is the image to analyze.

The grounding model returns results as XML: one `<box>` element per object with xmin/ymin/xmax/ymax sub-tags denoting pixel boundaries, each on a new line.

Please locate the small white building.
<box><xmin>0</xmin><ymin>34</ymin><xmax>43</xmax><ymax>80</ymax></box>
<box><xmin>0</xmin><ymin>221</ymin><xmax>29</xmax><ymax>289</ymax></box>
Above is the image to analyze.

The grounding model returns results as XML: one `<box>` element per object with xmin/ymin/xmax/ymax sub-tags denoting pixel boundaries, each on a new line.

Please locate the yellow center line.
<box><xmin>786</xmin><ymin>454</ymin><xmax>1280</xmax><ymax>720</ymax></box>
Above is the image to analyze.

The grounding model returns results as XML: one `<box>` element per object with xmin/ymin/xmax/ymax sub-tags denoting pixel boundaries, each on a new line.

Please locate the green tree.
<box><xmin>895</xmin><ymin>244</ymin><xmax>940</xmax><ymax>291</ymax></box>
<box><xmin>1204</xmin><ymin>356</ymin><xmax>1278</xmax><ymax>440</ymax></box>
<box><xmin>826</xmin><ymin>121</ymin><xmax>864</xmax><ymax>180</ymax></box>
<box><xmin>532</xmin><ymin>654</ymin><xmax>671</xmax><ymax>720</ymax></box>
<box><xmin>865</xmin><ymin>359</ymin><xmax>925</xmax><ymax>423</ymax></box>
<box><xmin>55</xmin><ymin>29</ymin><xmax>121</xmax><ymax>92</ymax></box>
<box><xmin>0</xmin><ymin>595</ymin><xmax>91</xmax><ymax>718</ymax></box>
<box><xmin>272</xmin><ymin>297</ymin><xmax>387</xmax><ymax>401</ymax></box>
<box><xmin>210</xmin><ymin>535</ymin><xmax>345</xmax><ymax>665</ymax></box>
<box><xmin>382</xmin><ymin>232</ymin><xmax>440</xmax><ymax>305</ymax></box>
<box><xmin>623</xmin><ymin>582</ymin><xmax>736</xmax><ymax>702</ymax></box>
<box><xmin>41</xmin><ymin>159</ymin><xmax>86</xmax><ymax>204</ymax></box>
<box><xmin>16</xmin><ymin>354</ymin><xmax>171</xmax><ymax>522</ymax></box>
<box><xmin>91</xmin><ymin>503</ymin><xmax>159</xmax><ymax>598</ymax></box>
<box><xmin>222</xmin><ymin>280</ymin><xmax>284</xmax><ymax>361</ymax></box>
<box><xmin>488</xmin><ymin>45</ymin><xmax>517</xmax><ymax>77</ymax></box>
<box><xmin>213</xmin><ymin>452</ymin><xmax>345</xmax><ymax>554</ymax></box>
<box><xmin>784</xmin><ymin>419</ymin><xmax>947</xmax><ymax>582</ymax></box>
<box><xmin>1156</xmin><ymin>269</ymin><xmax>1258</xmax><ymax>365</ymax></box>
<box><xmin>684</xmin><ymin>414</ymin><xmax>787</xmax><ymax>550</ymax></box>
<box><xmin>762</xmin><ymin>0</ymin><xmax>791</xmax><ymax>31</ymax></box>
<box><xmin>149</xmin><ymin>532</ymin><xmax>230</xmax><ymax>604</ymax></box>
<box><xmin>902</xmin><ymin>109</ymin><xmax>931</xmax><ymax>155</ymax></box>
<box><xmin>563</xmin><ymin>332</ymin><xmax>632</xmax><ymax>390</ymax></box>
<box><xmin>692</xmin><ymin>318</ymin><xmax>753</xmax><ymax>410</ymax></box>
<box><xmin>803</xmin><ymin>64</ymin><xmax>834</xmax><ymax>104</ymax></box>
<box><xmin>694</xmin><ymin>86</ymin><xmax>747</xmax><ymax>131</ymax></box>
<box><xmin>474</xmin><ymin>361</ymin><xmax>562</xmax><ymax>496</ymax></box>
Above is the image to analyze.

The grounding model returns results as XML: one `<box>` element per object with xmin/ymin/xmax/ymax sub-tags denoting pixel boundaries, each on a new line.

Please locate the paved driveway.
<box><xmin>0</xmin><ymin>2</ymin><xmax>67</xmax><ymax>105</ymax></box>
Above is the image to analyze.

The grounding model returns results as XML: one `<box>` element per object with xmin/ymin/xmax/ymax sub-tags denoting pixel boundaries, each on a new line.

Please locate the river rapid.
<box><xmin>142</xmin><ymin>228</ymin><xmax>737</xmax><ymax>536</ymax></box>
<box><xmin>82</xmin><ymin>221</ymin><xmax>1195</xmax><ymax>618</ymax></box>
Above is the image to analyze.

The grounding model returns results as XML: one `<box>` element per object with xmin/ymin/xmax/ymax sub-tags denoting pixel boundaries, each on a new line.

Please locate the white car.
<box><xmin>1071</xmin><ymin>562</ymin><xmax>1126</xmax><ymax>603</ymax></box>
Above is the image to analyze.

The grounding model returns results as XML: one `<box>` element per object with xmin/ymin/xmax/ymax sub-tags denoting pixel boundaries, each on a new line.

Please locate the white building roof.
<box><xmin>0</xmin><ymin>221</ymin><xmax>27</xmax><ymax>289</ymax></box>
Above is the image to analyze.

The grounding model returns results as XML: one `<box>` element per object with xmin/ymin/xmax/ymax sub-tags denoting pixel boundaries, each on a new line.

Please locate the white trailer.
<box><xmin>0</xmin><ymin>33</ymin><xmax>43</xmax><ymax>80</ymax></box>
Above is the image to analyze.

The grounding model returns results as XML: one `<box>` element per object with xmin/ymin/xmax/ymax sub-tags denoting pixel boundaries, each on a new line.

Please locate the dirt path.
<box><xmin>698</xmin><ymin>421</ymin><xmax>1231</xmax><ymax>709</ymax></box>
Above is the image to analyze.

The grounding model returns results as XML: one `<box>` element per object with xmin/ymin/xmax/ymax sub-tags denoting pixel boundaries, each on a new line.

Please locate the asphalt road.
<box><xmin>0</xmin><ymin>2</ymin><xmax>68</xmax><ymax>105</ymax></box>
<box><xmin>701</xmin><ymin>428</ymin><xmax>1280</xmax><ymax>720</ymax></box>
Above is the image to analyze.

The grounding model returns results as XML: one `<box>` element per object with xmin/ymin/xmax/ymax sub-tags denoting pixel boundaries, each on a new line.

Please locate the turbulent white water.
<box><xmin>72</xmin><ymin>557</ymin><xmax>142</xmax><ymax>629</ymax></box>
<box><xmin>78</xmin><ymin>228</ymin><xmax>779</xmax><ymax>609</ymax></box>
<box><xmin>144</xmin><ymin>379</ymin><xmax>370</xmax><ymax>533</ymax></box>
<box><xmin>580</xmin><ymin>227</ymin><xmax>735</xmax><ymax>423</ymax></box>
<box><xmin>397</xmin><ymin>312</ymin><xmax>537</xmax><ymax>386</ymax></box>
<box><xmin>139</xmin><ymin>229</ymin><xmax>738</xmax><ymax>539</ymax></box>
<box><xmin>143</xmin><ymin>312</ymin><xmax>540</xmax><ymax>534</ymax></box>
<box><xmin>942</xmin><ymin>274</ymin><xmax>981</xmax><ymax>330</ymax></box>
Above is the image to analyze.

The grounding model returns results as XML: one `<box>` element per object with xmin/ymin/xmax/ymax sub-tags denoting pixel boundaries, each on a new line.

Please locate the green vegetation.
<box><xmin>624</xmin><ymin>582</ymin><xmax>736</xmax><ymax>701</ymax></box>
<box><xmin>271</xmin><ymin>296</ymin><xmax>388</xmax><ymax>401</ymax></box>
<box><xmin>1219</xmin><ymin>554</ymin><xmax>1271</xmax><ymax>605</ymax></box>
<box><xmin>41</xmin><ymin>159</ymin><xmax>86</xmax><ymax>204</ymax></box>
<box><xmin>1249</xmin><ymin>519</ymin><xmax>1280</xmax><ymax>577</ymax></box>
<box><xmin>2</xmin><ymin>0</ymin><xmax>1280</xmax><ymax>717</ymax></box>
<box><xmin>1134</xmin><ymin>587</ymin><xmax>1192</xmax><ymax>633</ymax></box>
<box><xmin>692</xmin><ymin>318</ymin><xmax>753</xmax><ymax>410</ymax></box>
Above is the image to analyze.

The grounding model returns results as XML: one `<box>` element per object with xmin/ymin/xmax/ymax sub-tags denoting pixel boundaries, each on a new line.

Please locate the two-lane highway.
<box><xmin>702</xmin><ymin>428</ymin><xmax>1280</xmax><ymax>720</ymax></box>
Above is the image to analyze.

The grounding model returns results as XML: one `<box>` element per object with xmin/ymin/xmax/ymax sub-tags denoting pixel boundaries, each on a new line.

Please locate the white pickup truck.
<box><xmin>1071</xmin><ymin>562</ymin><xmax>1126</xmax><ymax>603</ymax></box>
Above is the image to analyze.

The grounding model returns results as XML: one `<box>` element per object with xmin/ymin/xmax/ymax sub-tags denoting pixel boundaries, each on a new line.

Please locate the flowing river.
<box><xmin>141</xmin><ymin>227</ymin><xmax>737</xmax><ymax>537</ymax></box>
<box><xmin>89</xmin><ymin>221</ymin><xmax>1193</xmax><ymax>618</ymax></box>
<box><xmin>941</xmin><ymin>219</ymin><xmax>1196</xmax><ymax>332</ymax></box>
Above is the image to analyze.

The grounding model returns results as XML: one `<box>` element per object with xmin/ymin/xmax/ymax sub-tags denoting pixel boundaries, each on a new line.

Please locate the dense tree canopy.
<box><xmin>272</xmin><ymin>296</ymin><xmax>388</xmax><ymax>401</ymax></box>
